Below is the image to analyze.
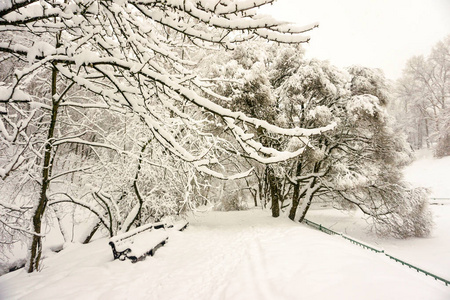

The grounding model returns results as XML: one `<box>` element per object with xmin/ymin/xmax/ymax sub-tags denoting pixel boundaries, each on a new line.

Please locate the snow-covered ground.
<box><xmin>1</xmin><ymin>150</ymin><xmax>449</xmax><ymax>299</ymax></box>
<box><xmin>403</xmin><ymin>149</ymin><xmax>450</xmax><ymax>199</ymax></box>
<box><xmin>0</xmin><ymin>209</ymin><xmax>449</xmax><ymax>300</ymax></box>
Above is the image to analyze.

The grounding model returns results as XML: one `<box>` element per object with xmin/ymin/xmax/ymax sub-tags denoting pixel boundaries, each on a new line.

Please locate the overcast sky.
<box><xmin>260</xmin><ymin>0</ymin><xmax>450</xmax><ymax>80</ymax></box>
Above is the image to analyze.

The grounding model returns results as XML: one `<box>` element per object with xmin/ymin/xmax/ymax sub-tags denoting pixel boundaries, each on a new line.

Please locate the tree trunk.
<box><xmin>298</xmin><ymin>193</ymin><xmax>313</xmax><ymax>223</ymax></box>
<box><xmin>124</xmin><ymin>140</ymin><xmax>149</xmax><ymax>232</ymax></box>
<box><xmin>82</xmin><ymin>221</ymin><xmax>101</xmax><ymax>244</ymax></box>
<box><xmin>417</xmin><ymin>121</ymin><xmax>423</xmax><ymax>149</ymax></box>
<box><xmin>270</xmin><ymin>184</ymin><xmax>280</xmax><ymax>218</ymax></box>
<box><xmin>424</xmin><ymin>118</ymin><xmax>430</xmax><ymax>148</ymax></box>
<box><xmin>288</xmin><ymin>162</ymin><xmax>302</xmax><ymax>220</ymax></box>
<box><xmin>252</xmin><ymin>188</ymin><xmax>258</xmax><ymax>207</ymax></box>
<box><xmin>258</xmin><ymin>180</ymin><xmax>265</xmax><ymax>207</ymax></box>
<box><xmin>28</xmin><ymin>64</ymin><xmax>60</xmax><ymax>273</ymax></box>
<box><xmin>298</xmin><ymin>162</ymin><xmax>322</xmax><ymax>223</ymax></box>
<box><xmin>53</xmin><ymin>207</ymin><xmax>69</xmax><ymax>243</ymax></box>
<box><xmin>298</xmin><ymin>178</ymin><xmax>321</xmax><ymax>223</ymax></box>
<box><xmin>267</xmin><ymin>167</ymin><xmax>280</xmax><ymax>218</ymax></box>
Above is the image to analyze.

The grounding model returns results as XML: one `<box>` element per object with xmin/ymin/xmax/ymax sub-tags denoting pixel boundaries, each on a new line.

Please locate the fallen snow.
<box><xmin>403</xmin><ymin>149</ymin><xmax>450</xmax><ymax>198</ymax></box>
<box><xmin>0</xmin><ymin>209</ymin><xmax>449</xmax><ymax>300</ymax></box>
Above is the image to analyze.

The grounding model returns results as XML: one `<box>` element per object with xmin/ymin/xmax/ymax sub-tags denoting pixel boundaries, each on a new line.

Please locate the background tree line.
<box><xmin>393</xmin><ymin>35</ymin><xmax>450</xmax><ymax>157</ymax></box>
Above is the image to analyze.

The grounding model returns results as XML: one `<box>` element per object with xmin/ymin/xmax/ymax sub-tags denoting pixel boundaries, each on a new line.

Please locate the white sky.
<box><xmin>260</xmin><ymin>0</ymin><xmax>450</xmax><ymax>79</ymax></box>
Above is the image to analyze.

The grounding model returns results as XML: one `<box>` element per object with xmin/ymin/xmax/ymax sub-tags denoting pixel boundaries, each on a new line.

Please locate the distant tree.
<box><xmin>394</xmin><ymin>35</ymin><xmax>450</xmax><ymax>156</ymax></box>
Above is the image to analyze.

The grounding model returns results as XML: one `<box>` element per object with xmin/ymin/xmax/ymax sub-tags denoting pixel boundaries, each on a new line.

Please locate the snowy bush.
<box><xmin>435</xmin><ymin>134</ymin><xmax>450</xmax><ymax>158</ymax></box>
<box><xmin>373</xmin><ymin>187</ymin><xmax>432</xmax><ymax>238</ymax></box>
<box><xmin>214</xmin><ymin>190</ymin><xmax>249</xmax><ymax>212</ymax></box>
<box><xmin>0</xmin><ymin>258</ymin><xmax>26</xmax><ymax>277</ymax></box>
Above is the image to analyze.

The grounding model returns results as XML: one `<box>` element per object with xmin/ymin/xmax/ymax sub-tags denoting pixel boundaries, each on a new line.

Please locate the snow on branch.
<box><xmin>48</xmin><ymin>165</ymin><xmax>94</xmax><ymax>182</ymax></box>
<box><xmin>287</xmin><ymin>171</ymin><xmax>327</xmax><ymax>185</ymax></box>
<box><xmin>0</xmin><ymin>85</ymin><xmax>32</xmax><ymax>103</ymax></box>
<box><xmin>0</xmin><ymin>0</ymin><xmax>331</xmax><ymax>174</ymax></box>
<box><xmin>54</xmin><ymin>55</ymin><xmax>336</xmax><ymax>137</ymax></box>
<box><xmin>131</xmin><ymin>0</ymin><xmax>315</xmax><ymax>46</ymax></box>
<box><xmin>48</xmin><ymin>193</ymin><xmax>110</xmax><ymax>231</ymax></box>
<box><xmin>160</xmin><ymin>0</ymin><xmax>276</xmax><ymax>15</ymax></box>
<box><xmin>0</xmin><ymin>218</ymin><xmax>45</xmax><ymax>237</ymax></box>
<box><xmin>195</xmin><ymin>164</ymin><xmax>254</xmax><ymax>180</ymax></box>
<box><xmin>52</xmin><ymin>53</ymin><xmax>336</xmax><ymax>165</ymax></box>
<box><xmin>52</xmin><ymin>137</ymin><xmax>121</xmax><ymax>151</ymax></box>
<box><xmin>0</xmin><ymin>199</ymin><xmax>32</xmax><ymax>212</ymax></box>
<box><xmin>0</xmin><ymin>0</ymin><xmax>39</xmax><ymax>18</ymax></box>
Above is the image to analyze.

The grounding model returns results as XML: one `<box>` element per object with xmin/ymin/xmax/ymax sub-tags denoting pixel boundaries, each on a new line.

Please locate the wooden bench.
<box><xmin>109</xmin><ymin>220</ymin><xmax>189</xmax><ymax>263</ymax></box>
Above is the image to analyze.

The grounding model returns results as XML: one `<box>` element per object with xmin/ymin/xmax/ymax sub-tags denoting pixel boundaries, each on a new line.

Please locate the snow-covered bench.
<box><xmin>166</xmin><ymin>220</ymin><xmax>189</xmax><ymax>232</ymax></box>
<box><xmin>109</xmin><ymin>220</ymin><xmax>188</xmax><ymax>263</ymax></box>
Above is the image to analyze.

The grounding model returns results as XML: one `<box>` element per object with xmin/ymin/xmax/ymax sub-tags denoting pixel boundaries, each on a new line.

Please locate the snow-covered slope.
<box><xmin>0</xmin><ymin>209</ymin><xmax>448</xmax><ymax>300</ymax></box>
<box><xmin>403</xmin><ymin>149</ymin><xmax>450</xmax><ymax>198</ymax></box>
<box><xmin>308</xmin><ymin>204</ymin><xmax>450</xmax><ymax>279</ymax></box>
<box><xmin>308</xmin><ymin>150</ymin><xmax>450</xmax><ymax>281</ymax></box>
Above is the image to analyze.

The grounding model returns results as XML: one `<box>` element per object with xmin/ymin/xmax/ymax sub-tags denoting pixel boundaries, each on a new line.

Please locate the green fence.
<box><xmin>303</xmin><ymin>218</ymin><xmax>450</xmax><ymax>287</ymax></box>
<box><xmin>304</xmin><ymin>219</ymin><xmax>339</xmax><ymax>236</ymax></box>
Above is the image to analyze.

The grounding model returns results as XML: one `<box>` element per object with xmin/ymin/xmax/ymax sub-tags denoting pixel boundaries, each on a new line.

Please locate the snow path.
<box><xmin>1</xmin><ymin>209</ymin><xmax>448</xmax><ymax>300</ymax></box>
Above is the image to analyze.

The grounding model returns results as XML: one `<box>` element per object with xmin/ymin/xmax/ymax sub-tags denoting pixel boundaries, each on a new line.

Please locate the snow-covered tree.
<box><xmin>393</xmin><ymin>35</ymin><xmax>450</xmax><ymax>156</ymax></box>
<box><xmin>1</xmin><ymin>0</ymin><xmax>334</xmax><ymax>272</ymax></box>
<box><xmin>196</xmin><ymin>42</ymin><xmax>294</xmax><ymax>216</ymax></box>
<box><xmin>279</xmin><ymin>60</ymin><xmax>431</xmax><ymax>238</ymax></box>
<box><xmin>48</xmin><ymin>113</ymin><xmax>212</xmax><ymax>240</ymax></box>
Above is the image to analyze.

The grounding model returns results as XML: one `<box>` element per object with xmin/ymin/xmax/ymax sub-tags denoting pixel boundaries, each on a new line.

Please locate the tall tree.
<box><xmin>278</xmin><ymin>60</ymin><xmax>431</xmax><ymax>238</ymax></box>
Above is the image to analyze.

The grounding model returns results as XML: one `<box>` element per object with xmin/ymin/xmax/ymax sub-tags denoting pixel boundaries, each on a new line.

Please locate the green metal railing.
<box><xmin>304</xmin><ymin>219</ymin><xmax>339</xmax><ymax>236</ymax></box>
<box><xmin>304</xmin><ymin>219</ymin><xmax>383</xmax><ymax>253</ymax></box>
<box><xmin>340</xmin><ymin>233</ymin><xmax>384</xmax><ymax>253</ymax></box>
<box><xmin>303</xmin><ymin>218</ymin><xmax>450</xmax><ymax>287</ymax></box>
<box><xmin>384</xmin><ymin>254</ymin><xmax>450</xmax><ymax>286</ymax></box>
